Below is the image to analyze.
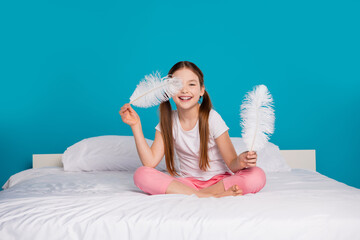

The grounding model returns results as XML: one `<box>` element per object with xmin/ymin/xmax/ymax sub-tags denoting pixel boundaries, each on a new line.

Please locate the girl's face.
<box><xmin>172</xmin><ymin>68</ymin><xmax>205</xmax><ymax>111</ymax></box>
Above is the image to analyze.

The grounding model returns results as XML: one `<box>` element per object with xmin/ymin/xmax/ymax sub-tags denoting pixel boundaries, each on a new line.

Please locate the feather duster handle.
<box><xmin>240</xmin><ymin>84</ymin><xmax>275</xmax><ymax>152</ymax></box>
<box><xmin>129</xmin><ymin>71</ymin><xmax>183</xmax><ymax>108</ymax></box>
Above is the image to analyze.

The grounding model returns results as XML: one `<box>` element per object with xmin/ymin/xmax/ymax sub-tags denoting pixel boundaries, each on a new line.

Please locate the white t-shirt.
<box><xmin>155</xmin><ymin>109</ymin><xmax>232</xmax><ymax>181</ymax></box>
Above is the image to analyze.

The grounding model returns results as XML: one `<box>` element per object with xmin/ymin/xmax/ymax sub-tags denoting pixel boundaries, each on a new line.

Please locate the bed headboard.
<box><xmin>32</xmin><ymin>150</ymin><xmax>316</xmax><ymax>171</ymax></box>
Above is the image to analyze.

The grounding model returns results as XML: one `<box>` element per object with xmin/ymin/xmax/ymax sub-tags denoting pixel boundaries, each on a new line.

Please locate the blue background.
<box><xmin>1</xmin><ymin>0</ymin><xmax>359</xmax><ymax>188</ymax></box>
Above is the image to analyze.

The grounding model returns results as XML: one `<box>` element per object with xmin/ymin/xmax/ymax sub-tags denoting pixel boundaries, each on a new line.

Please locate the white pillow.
<box><xmin>230</xmin><ymin>137</ymin><xmax>291</xmax><ymax>172</ymax></box>
<box><xmin>62</xmin><ymin>135</ymin><xmax>167</xmax><ymax>172</ymax></box>
<box><xmin>62</xmin><ymin>135</ymin><xmax>289</xmax><ymax>173</ymax></box>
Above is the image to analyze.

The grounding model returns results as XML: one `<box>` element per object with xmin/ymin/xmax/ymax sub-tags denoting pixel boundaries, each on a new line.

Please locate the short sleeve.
<box><xmin>209</xmin><ymin>109</ymin><xmax>229</xmax><ymax>139</ymax></box>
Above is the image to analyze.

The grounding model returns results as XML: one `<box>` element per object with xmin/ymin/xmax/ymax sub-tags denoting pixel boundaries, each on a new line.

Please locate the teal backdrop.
<box><xmin>1</xmin><ymin>0</ymin><xmax>359</xmax><ymax>188</ymax></box>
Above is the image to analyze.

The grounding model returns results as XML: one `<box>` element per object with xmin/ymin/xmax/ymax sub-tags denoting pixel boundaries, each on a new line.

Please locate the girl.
<box><xmin>119</xmin><ymin>61</ymin><xmax>266</xmax><ymax>198</ymax></box>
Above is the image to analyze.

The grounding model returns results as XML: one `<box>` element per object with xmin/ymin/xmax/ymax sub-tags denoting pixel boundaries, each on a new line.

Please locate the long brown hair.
<box><xmin>159</xmin><ymin>61</ymin><xmax>213</xmax><ymax>176</ymax></box>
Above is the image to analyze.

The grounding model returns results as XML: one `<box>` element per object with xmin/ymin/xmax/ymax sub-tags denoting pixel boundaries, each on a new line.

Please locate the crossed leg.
<box><xmin>165</xmin><ymin>179</ymin><xmax>242</xmax><ymax>198</ymax></box>
<box><xmin>133</xmin><ymin>166</ymin><xmax>266</xmax><ymax>198</ymax></box>
<box><xmin>198</xmin><ymin>179</ymin><xmax>227</xmax><ymax>194</ymax></box>
<box><xmin>197</xmin><ymin>167</ymin><xmax>266</xmax><ymax>196</ymax></box>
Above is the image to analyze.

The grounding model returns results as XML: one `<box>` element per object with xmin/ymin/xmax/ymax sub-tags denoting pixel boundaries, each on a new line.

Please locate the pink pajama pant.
<box><xmin>133</xmin><ymin>166</ymin><xmax>266</xmax><ymax>195</ymax></box>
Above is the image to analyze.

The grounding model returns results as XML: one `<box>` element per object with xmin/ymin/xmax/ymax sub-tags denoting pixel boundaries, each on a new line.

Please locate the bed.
<box><xmin>1</xmin><ymin>136</ymin><xmax>360</xmax><ymax>240</ymax></box>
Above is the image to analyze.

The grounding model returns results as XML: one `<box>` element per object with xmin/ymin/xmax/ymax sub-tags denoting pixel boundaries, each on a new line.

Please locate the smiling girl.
<box><xmin>119</xmin><ymin>61</ymin><xmax>266</xmax><ymax>198</ymax></box>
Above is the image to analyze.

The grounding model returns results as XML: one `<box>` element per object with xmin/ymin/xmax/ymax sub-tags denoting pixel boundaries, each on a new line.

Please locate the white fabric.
<box><xmin>62</xmin><ymin>135</ymin><xmax>167</xmax><ymax>172</ymax></box>
<box><xmin>156</xmin><ymin>109</ymin><xmax>231</xmax><ymax>180</ymax></box>
<box><xmin>60</xmin><ymin>134</ymin><xmax>289</xmax><ymax>175</ymax></box>
<box><xmin>1</xmin><ymin>167</ymin><xmax>360</xmax><ymax>240</ymax></box>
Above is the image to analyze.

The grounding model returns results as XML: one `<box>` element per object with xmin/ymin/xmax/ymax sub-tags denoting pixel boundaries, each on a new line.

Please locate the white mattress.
<box><xmin>1</xmin><ymin>167</ymin><xmax>360</xmax><ymax>240</ymax></box>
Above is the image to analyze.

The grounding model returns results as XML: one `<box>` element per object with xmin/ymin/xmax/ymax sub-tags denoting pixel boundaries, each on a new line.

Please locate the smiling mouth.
<box><xmin>179</xmin><ymin>96</ymin><xmax>192</xmax><ymax>101</ymax></box>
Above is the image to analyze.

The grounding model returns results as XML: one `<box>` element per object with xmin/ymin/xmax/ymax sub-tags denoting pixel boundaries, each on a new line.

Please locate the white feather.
<box><xmin>129</xmin><ymin>71</ymin><xmax>183</xmax><ymax>108</ymax></box>
<box><xmin>240</xmin><ymin>84</ymin><xmax>275</xmax><ymax>152</ymax></box>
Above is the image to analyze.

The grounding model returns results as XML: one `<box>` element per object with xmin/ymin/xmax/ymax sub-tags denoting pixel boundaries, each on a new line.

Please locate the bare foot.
<box><xmin>194</xmin><ymin>185</ymin><xmax>243</xmax><ymax>198</ymax></box>
<box><xmin>214</xmin><ymin>185</ymin><xmax>243</xmax><ymax>198</ymax></box>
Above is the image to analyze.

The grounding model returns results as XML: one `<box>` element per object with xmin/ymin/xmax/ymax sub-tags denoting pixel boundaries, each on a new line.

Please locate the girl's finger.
<box><xmin>120</xmin><ymin>108</ymin><xmax>130</xmax><ymax>116</ymax></box>
<box><xmin>247</xmin><ymin>153</ymin><xmax>257</xmax><ymax>159</ymax></box>
<box><xmin>123</xmin><ymin>104</ymin><xmax>133</xmax><ymax>112</ymax></box>
<box><xmin>128</xmin><ymin>105</ymin><xmax>136</xmax><ymax>113</ymax></box>
<box><xmin>119</xmin><ymin>108</ymin><xmax>126</xmax><ymax>115</ymax></box>
<box><xmin>123</xmin><ymin>103</ymin><xmax>130</xmax><ymax>108</ymax></box>
<box><xmin>120</xmin><ymin>106</ymin><xmax>127</xmax><ymax>113</ymax></box>
<box><xmin>247</xmin><ymin>163</ymin><xmax>256</xmax><ymax>167</ymax></box>
<box><xmin>123</xmin><ymin>112</ymin><xmax>130</xmax><ymax>118</ymax></box>
<box><xmin>247</xmin><ymin>159</ymin><xmax>257</xmax><ymax>163</ymax></box>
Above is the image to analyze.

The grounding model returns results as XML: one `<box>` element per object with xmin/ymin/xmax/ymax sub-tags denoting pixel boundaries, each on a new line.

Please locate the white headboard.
<box><xmin>32</xmin><ymin>150</ymin><xmax>316</xmax><ymax>171</ymax></box>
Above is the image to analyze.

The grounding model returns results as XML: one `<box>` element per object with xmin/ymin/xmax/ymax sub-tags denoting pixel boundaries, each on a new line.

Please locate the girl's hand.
<box><xmin>119</xmin><ymin>103</ymin><xmax>140</xmax><ymax>127</ymax></box>
<box><xmin>238</xmin><ymin>151</ymin><xmax>257</xmax><ymax>169</ymax></box>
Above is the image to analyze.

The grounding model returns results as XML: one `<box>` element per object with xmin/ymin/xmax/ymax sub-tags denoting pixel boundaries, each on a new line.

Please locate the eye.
<box><xmin>189</xmin><ymin>83</ymin><xmax>196</xmax><ymax>86</ymax></box>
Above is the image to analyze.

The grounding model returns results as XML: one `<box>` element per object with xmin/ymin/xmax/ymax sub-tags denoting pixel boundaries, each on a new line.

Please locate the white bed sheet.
<box><xmin>1</xmin><ymin>167</ymin><xmax>360</xmax><ymax>240</ymax></box>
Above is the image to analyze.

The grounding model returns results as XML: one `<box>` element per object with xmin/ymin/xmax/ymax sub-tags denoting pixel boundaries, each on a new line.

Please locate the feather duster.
<box><xmin>240</xmin><ymin>84</ymin><xmax>275</xmax><ymax>152</ymax></box>
<box><xmin>129</xmin><ymin>71</ymin><xmax>183</xmax><ymax>108</ymax></box>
